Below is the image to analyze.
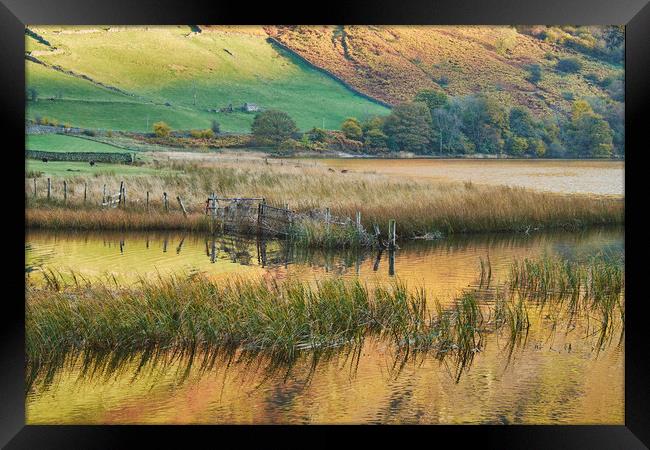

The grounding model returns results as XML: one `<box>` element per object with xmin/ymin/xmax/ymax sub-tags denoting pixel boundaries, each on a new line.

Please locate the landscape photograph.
<box><xmin>24</xmin><ymin>25</ymin><xmax>625</xmax><ymax>424</ymax></box>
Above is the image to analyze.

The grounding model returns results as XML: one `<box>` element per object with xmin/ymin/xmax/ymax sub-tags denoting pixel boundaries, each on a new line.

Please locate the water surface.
<box><xmin>25</xmin><ymin>227</ymin><xmax>624</xmax><ymax>424</ymax></box>
<box><xmin>318</xmin><ymin>159</ymin><xmax>624</xmax><ymax>196</ymax></box>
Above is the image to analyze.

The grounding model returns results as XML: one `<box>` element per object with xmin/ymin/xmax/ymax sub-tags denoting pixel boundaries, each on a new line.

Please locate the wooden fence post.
<box><xmin>83</xmin><ymin>182</ymin><xmax>87</xmax><ymax>203</ymax></box>
<box><xmin>118</xmin><ymin>181</ymin><xmax>124</xmax><ymax>207</ymax></box>
<box><xmin>33</xmin><ymin>178</ymin><xmax>37</xmax><ymax>198</ymax></box>
<box><xmin>356</xmin><ymin>211</ymin><xmax>361</xmax><ymax>231</ymax></box>
<box><xmin>177</xmin><ymin>196</ymin><xmax>188</xmax><ymax>218</ymax></box>
<box><xmin>102</xmin><ymin>184</ymin><xmax>106</xmax><ymax>204</ymax></box>
<box><xmin>163</xmin><ymin>192</ymin><xmax>168</xmax><ymax>212</ymax></box>
<box><xmin>63</xmin><ymin>180</ymin><xmax>67</xmax><ymax>203</ymax></box>
<box><xmin>257</xmin><ymin>202</ymin><xmax>263</xmax><ymax>236</ymax></box>
<box><xmin>47</xmin><ymin>178</ymin><xmax>51</xmax><ymax>201</ymax></box>
<box><xmin>388</xmin><ymin>219</ymin><xmax>396</xmax><ymax>249</ymax></box>
<box><xmin>146</xmin><ymin>191</ymin><xmax>149</xmax><ymax>210</ymax></box>
<box><xmin>325</xmin><ymin>207</ymin><xmax>331</xmax><ymax>233</ymax></box>
<box><xmin>122</xmin><ymin>184</ymin><xmax>126</xmax><ymax>207</ymax></box>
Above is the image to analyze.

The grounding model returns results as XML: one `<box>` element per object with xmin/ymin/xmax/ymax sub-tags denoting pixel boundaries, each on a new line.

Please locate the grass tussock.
<box><xmin>26</xmin><ymin>159</ymin><xmax>624</xmax><ymax>242</ymax></box>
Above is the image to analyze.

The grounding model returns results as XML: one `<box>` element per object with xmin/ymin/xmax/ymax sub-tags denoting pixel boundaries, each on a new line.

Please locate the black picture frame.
<box><xmin>2</xmin><ymin>0</ymin><xmax>648</xmax><ymax>447</ymax></box>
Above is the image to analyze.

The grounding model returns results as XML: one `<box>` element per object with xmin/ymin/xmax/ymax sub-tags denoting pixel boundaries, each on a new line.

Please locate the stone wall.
<box><xmin>26</xmin><ymin>150</ymin><xmax>134</xmax><ymax>164</ymax></box>
<box><xmin>26</xmin><ymin>125</ymin><xmax>86</xmax><ymax>135</ymax></box>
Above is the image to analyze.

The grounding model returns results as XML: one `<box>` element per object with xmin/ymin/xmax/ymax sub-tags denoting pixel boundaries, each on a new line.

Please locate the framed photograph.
<box><xmin>2</xmin><ymin>0</ymin><xmax>648</xmax><ymax>446</ymax></box>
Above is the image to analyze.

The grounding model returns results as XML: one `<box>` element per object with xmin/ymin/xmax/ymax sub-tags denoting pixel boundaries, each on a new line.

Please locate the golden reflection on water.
<box><xmin>26</xmin><ymin>228</ymin><xmax>623</xmax><ymax>306</ymax></box>
<box><xmin>26</xmin><ymin>316</ymin><xmax>623</xmax><ymax>424</ymax></box>
<box><xmin>25</xmin><ymin>227</ymin><xmax>624</xmax><ymax>424</ymax></box>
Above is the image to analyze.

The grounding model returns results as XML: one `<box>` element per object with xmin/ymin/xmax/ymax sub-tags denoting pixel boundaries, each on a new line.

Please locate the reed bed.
<box><xmin>26</xmin><ymin>158</ymin><xmax>624</xmax><ymax>241</ymax></box>
<box><xmin>26</xmin><ymin>273</ymin><xmax>489</xmax><ymax>380</ymax></box>
<box><xmin>507</xmin><ymin>255</ymin><xmax>625</xmax><ymax>348</ymax></box>
<box><xmin>26</xmin><ymin>255</ymin><xmax>625</xmax><ymax>388</ymax></box>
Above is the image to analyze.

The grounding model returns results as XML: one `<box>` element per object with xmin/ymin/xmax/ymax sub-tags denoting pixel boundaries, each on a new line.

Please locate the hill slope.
<box><xmin>265</xmin><ymin>25</ymin><xmax>623</xmax><ymax>117</ymax></box>
<box><xmin>25</xmin><ymin>25</ymin><xmax>623</xmax><ymax>135</ymax></box>
<box><xmin>25</xmin><ymin>26</ymin><xmax>389</xmax><ymax>132</ymax></box>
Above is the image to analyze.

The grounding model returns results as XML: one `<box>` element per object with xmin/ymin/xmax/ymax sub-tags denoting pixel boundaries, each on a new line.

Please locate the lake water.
<box><xmin>318</xmin><ymin>159</ymin><xmax>624</xmax><ymax>196</ymax></box>
<box><xmin>25</xmin><ymin>227</ymin><xmax>624</xmax><ymax>424</ymax></box>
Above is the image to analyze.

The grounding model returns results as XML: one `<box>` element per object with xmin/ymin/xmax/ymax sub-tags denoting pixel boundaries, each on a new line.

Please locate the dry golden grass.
<box><xmin>266</xmin><ymin>25</ymin><xmax>621</xmax><ymax>117</ymax></box>
<box><xmin>25</xmin><ymin>156</ymin><xmax>624</xmax><ymax>237</ymax></box>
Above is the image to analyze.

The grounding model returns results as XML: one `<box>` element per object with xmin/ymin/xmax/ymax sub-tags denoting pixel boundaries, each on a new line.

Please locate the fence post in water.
<box><xmin>208</xmin><ymin>193</ymin><xmax>218</xmax><ymax>234</ymax></box>
<box><xmin>163</xmin><ymin>192</ymin><xmax>168</xmax><ymax>212</ymax></box>
<box><xmin>177</xmin><ymin>196</ymin><xmax>188</xmax><ymax>218</ymax></box>
<box><xmin>47</xmin><ymin>178</ymin><xmax>51</xmax><ymax>201</ymax></box>
<box><xmin>388</xmin><ymin>220</ymin><xmax>396</xmax><ymax>250</ymax></box>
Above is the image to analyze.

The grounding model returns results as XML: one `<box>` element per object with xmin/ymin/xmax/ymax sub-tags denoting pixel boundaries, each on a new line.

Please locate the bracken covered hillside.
<box><xmin>264</xmin><ymin>25</ymin><xmax>623</xmax><ymax>118</ymax></box>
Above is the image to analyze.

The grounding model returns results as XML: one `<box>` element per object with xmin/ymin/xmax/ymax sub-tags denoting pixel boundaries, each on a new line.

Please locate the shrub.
<box><xmin>495</xmin><ymin>29</ymin><xmax>518</xmax><ymax>55</ymax></box>
<box><xmin>584</xmin><ymin>72</ymin><xmax>600</xmax><ymax>85</ymax></box>
<box><xmin>190</xmin><ymin>129</ymin><xmax>215</xmax><ymax>139</ymax></box>
<box><xmin>153</xmin><ymin>121</ymin><xmax>171</xmax><ymax>138</ymax></box>
<box><xmin>308</xmin><ymin>127</ymin><xmax>328</xmax><ymax>143</ymax></box>
<box><xmin>562</xmin><ymin>91</ymin><xmax>575</xmax><ymax>101</ymax></box>
<box><xmin>363</xmin><ymin>128</ymin><xmax>388</xmax><ymax>149</ymax></box>
<box><xmin>341</xmin><ymin>117</ymin><xmax>363</xmax><ymax>141</ymax></box>
<box><xmin>556</xmin><ymin>57</ymin><xmax>582</xmax><ymax>73</ymax></box>
<box><xmin>525</xmin><ymin>64</ymin><xmax>542</xmax><ymax>84</ymax></box>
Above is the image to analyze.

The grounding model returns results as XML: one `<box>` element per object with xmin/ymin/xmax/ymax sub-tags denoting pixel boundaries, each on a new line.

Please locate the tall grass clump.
<box><xmin>26</xmin><ymin>273</ymin><xmax>499</xmax><ymax>384</ymax></box>
<box><xmin>26</xmin><ymin>275</ymin><xmax>423</xmax><ymax>367</ymax></box>
<box><xmin>289</xmin><ymin>219</ymin><xmax>377</xmax><ymax>248</ymax></box>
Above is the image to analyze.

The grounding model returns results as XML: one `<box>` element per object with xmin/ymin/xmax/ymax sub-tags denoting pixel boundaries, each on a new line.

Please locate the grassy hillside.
<box><xmin>25</xmin><ymin>26</ymin><xmax>389</xmax><ymax>132</ymax></box>
<box><xmin>27</xmin><ymin>134</ymin><xmax>128</xmax><ymax>153</ymax></box>
<box><xmin>265</xmin><ymin>25</ymin><xmax>623</xmax><ymax>118</ymax></box>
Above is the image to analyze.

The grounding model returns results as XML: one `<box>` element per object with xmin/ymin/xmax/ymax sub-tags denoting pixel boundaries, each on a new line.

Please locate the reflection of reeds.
<box><xmin>26</xmin><ymin>255</ymin><xmax>625</xmax><ymax>390</ymax></box>
<box><xmin>508</xmin><ymin>255</ymin><xmax>624</xmax><ymax>350</ymax></box>
<box><xmin>26</xmin><ymin>272</ymin><xmax>492</xmax><ymax>389</ymax></box>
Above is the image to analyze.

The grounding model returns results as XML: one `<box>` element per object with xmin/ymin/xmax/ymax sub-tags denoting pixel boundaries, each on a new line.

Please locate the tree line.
<box><xmin>248</xmin><ymin>89</ymin><xmax>622</xmax><ymax>158</ymax></box>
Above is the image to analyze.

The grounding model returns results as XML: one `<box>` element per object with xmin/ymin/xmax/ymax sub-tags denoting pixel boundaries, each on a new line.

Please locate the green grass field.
<box><xmin>26</xmin><ymin>26</ymin><xmax>389</xmax><ymax>133</ymax></box>
<box><xmin>26</xmin><ymin>134</ymin><xmax>128</xmax><ymax>153</ymax></box>
<box><xmin>26</xmin><ymin>160</ymin><xmax>163</xmax><ymax>177</ymax></box>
